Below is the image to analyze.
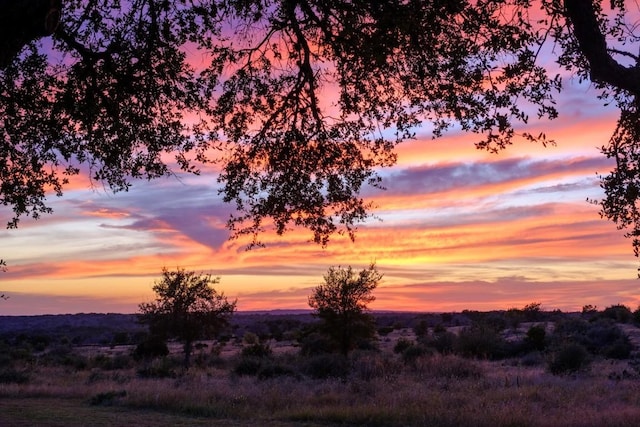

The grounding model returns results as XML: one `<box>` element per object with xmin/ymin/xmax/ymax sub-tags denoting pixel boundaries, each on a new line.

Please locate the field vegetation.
<box><xmin>3</xmin><ymin>304</ymin><xmax>640</xmax><ymax>426</ymax></box>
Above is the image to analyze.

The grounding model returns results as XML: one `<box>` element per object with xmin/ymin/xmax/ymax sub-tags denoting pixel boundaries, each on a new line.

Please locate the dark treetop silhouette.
<box><xmin>138</xmin><ymin>267</ymin><xmax>236</xmax><ymax>368</ymax></box>
<box><xmin>308</xmin><ymin>263</ymin><xmax>382</xmax><ymax>356</ymax></box>
<box><xmin>2</xmin><ymin>1</ymin><xmax>640</xmax><ymax>262</ymax></box>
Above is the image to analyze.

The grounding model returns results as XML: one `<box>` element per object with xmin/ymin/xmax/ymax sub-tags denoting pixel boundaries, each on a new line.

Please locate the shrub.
<box><xmin>241</xmin><ymin>342</ymin><xmax>272</xmax><ymax>358</ymax></box>
<box><xmin>522</xmin><ymin>302</ymin><xmax>542</xmax><ymax>321</ymax></box>
<box><xmin>604</xmin><ymin>338</ymin><xmax>633</xmax><ymax>359</ymax></box>
<box><xmin>602</xmin><ymin>304</ymin><xmax>633</xmax><ymax>323</ymax></box>
<box><xmin>413</xmin><ymin>320</ymin><xmax>429</xmax><ymax>338</ymax></box>
<box><xmin>298</xmin><ymin>331</ymin><xmax>336</xmax><ymax>355</ymax></box>
<box><xmin>429</xmin><ymin>330</ymin><xmax>457</xmax><ymax>354</ymax></box>
<box><xmin>585</xmin><ymin>320</ymin><xmax>631</xmax><ymax>356</ymax></box>
<box><xmin>582</xmin><ymin>304</ymin><xmax>598</xmax><ymax>317</ymax></box>
<box><xmin>242</xmin><ymin>331</ymin><xmax>259</xmax><ymax>345</ymax></box>
<box><xmin>549</xmin><ymin>318</ymin><xmax>632</xmax><ymax>360</ymax></box>
<box><xmin>483</xmin><ymin>314</ymin><xmax>507</xmax><ymax>332</ymax></box>
<box><xmin>525</xmin><ymin>325</ymin><xmax>546</xmax><ymax>351</ymax></box>
<box><xmin>42</xmin><ymin>345</ymin><xmax>88</xmax><ymax>369</ymax></box>
<box><xmin>548</xmin><ymin>343</ymin><xmax>590</xmax><ymax>375</ymax></box>
<box><xmin>301</xmin><ymin>353</ymin><xmax>349</xmax><ymax>379</ymax></box>
<box><xmin>233</xmin><ymin>357</ymin><xmax>263</xmax><ymax>376</ymax></box>
<box><xmin>455</xmin><ymin>325</ymin><xmax>510</xmax><ymax>359</ymax></box>
<box><xmin>393</xmin><ymin>338</ymin><xmax>414</xmax><ymax>354</ymax></box>
<box><xmin>402</xmin><ymin>344</ymin><xmax>431</xmax><ymax>365</ymax></box>
<box><xmin>133</xmin><ymin>336</ymin><xmax>169</xmax><ymax>361</ymax></box>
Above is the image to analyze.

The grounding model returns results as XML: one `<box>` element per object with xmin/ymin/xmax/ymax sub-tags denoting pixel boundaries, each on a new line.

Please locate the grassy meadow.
<box><xmin>3</xmin><ymin>308</ymin><xmax>640</xmax><ymax>426</ymax></box>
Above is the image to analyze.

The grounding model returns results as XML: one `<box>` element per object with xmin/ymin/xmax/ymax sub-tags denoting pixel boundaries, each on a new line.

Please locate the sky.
<box><xmin>2</xmin><ymin>20</ymin><xmax>640</xmax><ymax>315</ymax></box>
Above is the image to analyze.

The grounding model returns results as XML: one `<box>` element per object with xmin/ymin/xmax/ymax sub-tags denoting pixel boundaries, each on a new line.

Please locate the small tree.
<box><xmin>138</xmin><ymin>267</ymin><xmax>236</xmax><ymax>368</ymax></box>
<box><xmin>308</xmin><ymin>264</ymin><xmax>382</xmax><ymax>356</ymax></box>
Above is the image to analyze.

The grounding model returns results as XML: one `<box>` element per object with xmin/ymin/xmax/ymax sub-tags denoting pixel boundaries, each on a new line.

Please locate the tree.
<box><xmin>4</xmin><ymin>1</ymin><xmax>640</xmax><ymax>262</ymax></box>
<box><xmin>308</xmin><ymin>263</ymin><xmax>382</xmax><ymax>356</ymax></box>
<box><xmin>0</xmin><ymin>0</ymin><xmax>61</xmax><ymax>68</ymax></box>
<box><xmin>138</xmin><ymin>267</ymin><xmax>236</xmax><ymax>368</ymax></box>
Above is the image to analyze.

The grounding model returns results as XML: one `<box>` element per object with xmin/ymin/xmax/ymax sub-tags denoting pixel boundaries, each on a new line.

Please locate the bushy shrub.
<box><xmin>604</xmin><ymin>338</ymin><xmax>633</xmax><ymax>359</ymax></box>
<box><xmin>242</xmin><ymin>331</ymin><xmax>259</xmax><ymax>345</ymax></box>
<box><xmin>429</xmin><ymin>330</ymin><xmax>457</xmax><ymax>354</ymax></box>
<box><xmin>301</xmin><ymin>353</ymin><xmax>349</xmax><ymax>379</ymax></box>
<box><xmin>524</xmin><ymin>325</ymin><xmax>546</xmax><ymax>351</ymax></box>
<box><xmin>586</xmin><ymin>320</ymin><xmax>632</xmax><ymax>357</ymax></box>
<box><xmin>548</xmin><ymin>343</ymin><xmax>590</xmax><ymax>375</ymax></box>
<box><xmin>550</xmin><ymin>318</ymin><xmax>633</xmax><ymax>359</ymax></box>
<box><xmin>401</xmin><ymin>344</ymin><xmax>431</xmax><ymax>365</ymax></box>
<box><xmin>482</xmin><ymin>314</ymin><xmax>507</xmax><ymax>332</ymax></box>
<box><xmin>413</xmin><ymin>320</ymin><xmax>429</xmax><ymax>338</ymax></box>
<box><xmin>601</xmin><ymin>304</ymin><xmax>633</xmax><ymax>323</ymax></box>
<box><xmin>42</xmin><ymin>345</ymin><xmax>88</xmax><ymax>369</ymax></box>
<box><xmin>298</xmin><ymin>331</ymin><xmax>336</xmax><ymax>355</ymax></box>
<box><xmin>133</xmin><ymin>336</ymin><xmax>169</xmax><ymax>361</ymax></box>
<box><xmin>455</xmin><ymin>325</ymin><xmax>511</xmax><ymax>359</ymax></box>
<box><xmin>393</xmin><ymin>338</ymin><xmax>414</xmax><ymax>354</ymax></box>
<box><xmin>241</xmin><ymin>342</ymin><xmax>272</xmax><ymax>358</ymax></box>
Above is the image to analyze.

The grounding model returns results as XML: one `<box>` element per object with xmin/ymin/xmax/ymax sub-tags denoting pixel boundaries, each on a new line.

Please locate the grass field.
<box><xmin>3</xmin><ymin>335</ymin><xmax>640</xmax><ymax>427</ymax></box>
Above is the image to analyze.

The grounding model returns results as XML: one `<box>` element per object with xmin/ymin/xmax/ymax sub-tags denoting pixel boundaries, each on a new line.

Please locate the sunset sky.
<box><xmin>2</xmin><ymin>35</ymin><xmax>640</xmax><ymax>315</ymax></box>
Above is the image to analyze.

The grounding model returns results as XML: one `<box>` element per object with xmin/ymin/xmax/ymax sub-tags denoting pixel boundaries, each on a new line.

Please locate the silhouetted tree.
<box><xmin>3</xmin><ymin>1</ymin><xmax>640</xmax><ymax>262</ymax></box>
<box><xmin>308</xmin><ymin>263</ymin><xmax>382</xmax><ymax>356</ymax></box>
<box><xmin>0</xmin><ymin>259</ymin><xmax>6</xmax><ymax>300</ymax></box>
<box><xmin>138</xmin><ymin>267</ymin><xmax>236</xmax><ymax>368</ymax></box>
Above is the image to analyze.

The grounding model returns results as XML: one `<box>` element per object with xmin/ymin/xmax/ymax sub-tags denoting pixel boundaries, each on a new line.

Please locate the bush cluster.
<box><xmin>3</xmin><ymin>303</ymin><xmax>637</xmax><ymax>387</ymax></box>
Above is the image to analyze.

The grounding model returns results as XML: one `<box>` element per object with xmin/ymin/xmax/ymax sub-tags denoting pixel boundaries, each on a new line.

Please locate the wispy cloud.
<box><xmin>0</xmin><ymin>75</ymin><xmax>636</xmax><ymax>315</ymax></box>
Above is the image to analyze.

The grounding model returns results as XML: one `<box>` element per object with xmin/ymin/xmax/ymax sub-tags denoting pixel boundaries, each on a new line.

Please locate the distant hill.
<box><xmin>0</xmin><ymin>310</ymin><xmax>426</xmax><ymax>345</ymax></box>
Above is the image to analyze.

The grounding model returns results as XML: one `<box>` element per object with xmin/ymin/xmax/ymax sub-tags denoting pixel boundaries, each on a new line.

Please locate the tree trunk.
<box><xmin>183</xmin><ymin>340</ymin><xmax>193</xmax><ymax>369</ymax></box>
<box><xmin>0</xmin><ymin>0</ymin><xmax>62</xmax><ymax>69</ymax></box>
<box><xmin>563</xmin><ymin>0</ymin><xmax>640</xmax><ymax>96</ymax></box>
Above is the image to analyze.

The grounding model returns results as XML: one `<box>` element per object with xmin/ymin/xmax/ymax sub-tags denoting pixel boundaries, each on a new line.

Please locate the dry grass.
<box><xmin>3</xmin><ymin>352</ymin><xmax>640</xmax><ymax>426</ymax></box>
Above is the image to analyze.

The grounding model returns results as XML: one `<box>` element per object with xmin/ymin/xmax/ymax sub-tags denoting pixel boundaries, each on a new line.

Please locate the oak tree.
<box><xmin>308</xmin><ymin>263</ymin><xmax>382</xmax><ymax>356</ymax></box>
<box><xmin>138</xmin><ymin>267</ymin><xmax>236</xmax><ymax>368</ymax></box>
<box><xmin>2</xmin><ymin>1</ymin><xmax>640</xmax><ymax>263</ymax></box>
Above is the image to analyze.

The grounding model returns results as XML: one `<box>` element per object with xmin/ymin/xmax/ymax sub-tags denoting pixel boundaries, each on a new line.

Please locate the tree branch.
<box><xmin>0</xmin><ymin>0</ymin><xmax>62</xmax><ymax>69</ymax></box>
<box><xmin>564</xmin><ymin>0</ymin><xmax>640</xmax><ymax>95</ymax></box>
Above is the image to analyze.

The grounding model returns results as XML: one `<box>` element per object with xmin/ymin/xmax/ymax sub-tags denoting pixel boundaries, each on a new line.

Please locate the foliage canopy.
<box><xmin>308</xmin><ymin>263</ymin><xmax>382</xmax><ymax>355</ymax></box>
<box><xmin>138</xmin><ymin>267</ymin><xmax>236</xmax><ymax>368</ymax></box>
<box><xmin>3</xmin><ymin>1</ymin><xmax>640</xmax><ymax>260</ymax></box>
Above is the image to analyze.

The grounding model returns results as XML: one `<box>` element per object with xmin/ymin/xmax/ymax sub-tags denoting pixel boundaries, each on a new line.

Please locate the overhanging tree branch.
<box><xmin>564</xmin><ymin>0</ymin><xmax>640</xmax><ymax>95</ymax></box>
<box><xmin>0</xmin><ymin>0</ymin><xmax>61</xmax><ymax>69</ymax></box>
